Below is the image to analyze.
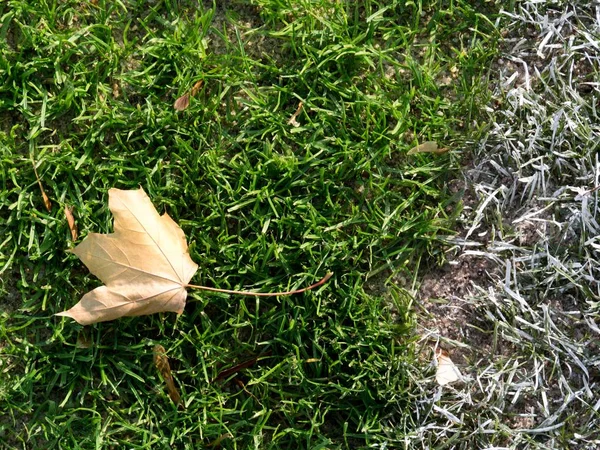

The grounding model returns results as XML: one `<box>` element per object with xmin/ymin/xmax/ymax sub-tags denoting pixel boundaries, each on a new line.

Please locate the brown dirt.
<box><xmin>416</xmin><ymin>254</ymin><xmax>504</xmax><ymax>364</ymax></box>
<box><xmin>414</xmin><ymin>173</ymin><xmax>510</xmax><ymax>367</ymax></box>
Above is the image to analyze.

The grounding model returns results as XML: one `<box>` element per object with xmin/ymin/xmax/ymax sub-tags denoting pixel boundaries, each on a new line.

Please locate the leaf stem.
<box><xmin>186</xmin><ymin>272</ymin><xmax>332</xmax><ymax>297</ymax></box>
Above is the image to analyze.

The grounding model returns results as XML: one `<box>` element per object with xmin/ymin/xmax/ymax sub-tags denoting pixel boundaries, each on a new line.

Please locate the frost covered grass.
<box><xmin>412</xmin><ymin>2</ymin><xmax>600</xmax><ymax>449</ymax></box>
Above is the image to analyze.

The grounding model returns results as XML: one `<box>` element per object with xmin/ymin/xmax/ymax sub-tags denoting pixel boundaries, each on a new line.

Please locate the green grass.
<box><xmin>0</xmin><ymin>1</ymin><xmax>500</xmax><ymax>448</ymax></box>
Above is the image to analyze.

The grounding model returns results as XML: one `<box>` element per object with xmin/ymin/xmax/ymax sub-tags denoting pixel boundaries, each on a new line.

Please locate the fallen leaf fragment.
<box><xmin>173</xmin><ymin>94</ymin><xmax>190</xmax><ymax>111</ymax></box>
<box><xmin>190</xmin><ymin>80</ymin><xmax>203</xmax><ymax>96</ymax></box>
<box><xmin>435</xmin><ymin>348</ymin><xmax>463</xmax><ymax>386</ymax></box>
<box><xmin>32</xmin><ymin>161</ymin><xmax>51</xmax><ymax>212</ymax></box>
<box><xmin>407</xmin><ymin>141</ymin><xmax>449</xmax><ymax>155</ymax></box>
<box><xmin>64</xmin><ymin>205</ymin><xmax>78</xmax><ymax>241</ymax></box>
<box><xmin>288</xmin><ymin>101</ymin><xmax>304</xmax><ymax>127</ymax></box>
<box><xmin>174</xmin><ymin>80</ymin><xmax>203</xmax><ymax>111</ymax></box>
<box><xmin>153</xmin><ymin>344</ymin><xmax>183</xmax><ymax>407</ymax></box>
<box><xmin>57</xmin><ymin>188</ymin><xmax>198</xmax><ymax>325</ymax></box>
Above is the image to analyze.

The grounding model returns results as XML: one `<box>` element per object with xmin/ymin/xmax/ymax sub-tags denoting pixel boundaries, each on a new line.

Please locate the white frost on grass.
<box><xmin>414</xmin><ymin>2</ymin><xmax>600</xmax><ymax>449</ymax></box>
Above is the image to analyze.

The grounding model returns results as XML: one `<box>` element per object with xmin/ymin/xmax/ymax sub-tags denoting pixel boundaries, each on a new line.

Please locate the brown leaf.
<box><xmin>40</xmin><ymin>188</ymin><xmax>52</xmax><ymax>212</ymax></box>
<box><xmin>174</xmin><ymin>80</ymin><xmax>203</xmax><ymax>111</ymax></box>
<box><xmin>64</xmin><ymin>205</ymin><xmax>78</xmax><ymax>241</ymax></box>
<box><xmin>173</xmin><ymin>94</ymin><xmax>190</xmax><ymax>111</ymax></box>
<box><xmin>56</xmin><ymin>188</ymin><xmax>198</xmax><ymax>325</ymax></box>
<box><xmin>32</xmin><ymin>162</ymin><xmax>51</xmax><ymax>212</ymax></box>
<box><xmin>190</xmin><ymin>80</ymin><xmax>203</xmax><ymax>96</ymax></box>
<box><xmin>153</xmin><ymin>344</ymin><xmax>182</xmax><ymax>407</ymax></box>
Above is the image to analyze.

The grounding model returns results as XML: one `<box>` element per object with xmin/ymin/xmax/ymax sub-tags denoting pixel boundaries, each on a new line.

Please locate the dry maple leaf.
<box><xmin>57</xmin><ymin>188</ymin><xmax>198</xmax><ymax>325</ymax></box>
<box><xmin>58</xmin><ymin>188</ymin><xmax>332</xmax><ymax>325</ymax></box>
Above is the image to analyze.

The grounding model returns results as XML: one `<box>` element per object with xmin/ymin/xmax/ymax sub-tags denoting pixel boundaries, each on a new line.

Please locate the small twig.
<box><xmin>212</xmin><ymin>351</ymin><xmax>272</xmax><ymax>383</ymax></box>
<box><xmin>187</xmin><ymin>272</ymin><xmax>332</xmax><ymax>297</ymax></box>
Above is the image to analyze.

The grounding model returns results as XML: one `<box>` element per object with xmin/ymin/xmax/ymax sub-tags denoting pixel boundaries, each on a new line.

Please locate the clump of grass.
<box><xmin>0</xmin><ymin>0</ymin><xmax>500</xmax><ymax>447</ymax></box>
